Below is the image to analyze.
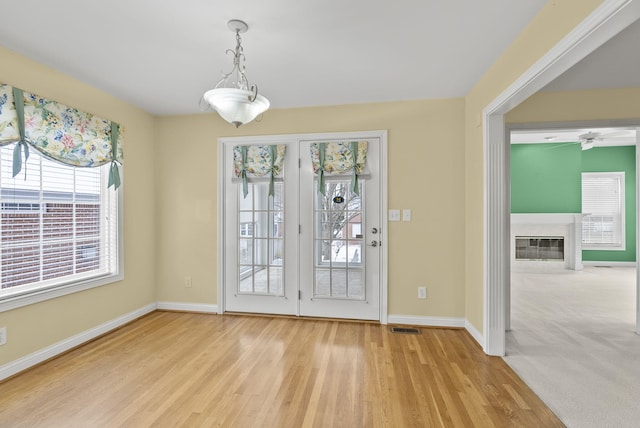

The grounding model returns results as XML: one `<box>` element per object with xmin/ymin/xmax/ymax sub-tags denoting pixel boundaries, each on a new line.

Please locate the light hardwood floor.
<box><xmin>0</xmin><ymin>311</ymin><xmax>563</xmax><ymax>427</ymax></box>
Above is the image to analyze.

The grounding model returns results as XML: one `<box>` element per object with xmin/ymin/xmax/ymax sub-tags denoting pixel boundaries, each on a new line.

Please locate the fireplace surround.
<box><xmin>511</xmin><ymin>214</ymin><xmax>583</xmax><ymax>270</ymax></box>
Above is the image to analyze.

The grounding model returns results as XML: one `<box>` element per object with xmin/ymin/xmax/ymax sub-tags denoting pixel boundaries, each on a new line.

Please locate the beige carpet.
<box><xmin>505</xmin><ymin>266</ymin><xmax>640</xmax><ymax>428</ymax></box>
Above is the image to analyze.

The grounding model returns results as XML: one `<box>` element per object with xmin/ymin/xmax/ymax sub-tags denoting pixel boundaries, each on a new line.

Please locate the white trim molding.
<box><xmin>483</xmin><ymin>0</ymin><xmax>640</xmax><ymax>356</ymax></box>
<box><xmin>465</xmin><ymin>320</ymin><xmax>484</xmax><ymax>347</ymax></box>
<box><xmin>0</xmin><ymin>303</ymin><xmax>156</xmax><ymax>382</ymax></box>
<box><xmin>388</xmin><ymin>315</ymin><xmax>465</xmax><ymax>328</ymax></box>
<box><xmin>582</xmin><ymin>261</ymin><xmax>636</xmax><ymax>267</ymax></box>
<box><xmin>156</xmin><ymin>302</ymin><xmax>218</xmax><ymax>313</ymax></box>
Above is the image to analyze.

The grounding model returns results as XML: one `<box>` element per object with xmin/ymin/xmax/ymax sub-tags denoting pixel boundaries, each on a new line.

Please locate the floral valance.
<box><xmin>233</xmin><ymin>144</ymin><xmax>286</xmax><ymax>198</ymax></box>
<box><xmin>0</xmin><ymin>83</ymin><xmax>124</xmax><ymax>189</ymax></box>
<box><xmin>310</xmin><ymin>141</ymin><xmax>368</xmax><ymax>195</ymax></box>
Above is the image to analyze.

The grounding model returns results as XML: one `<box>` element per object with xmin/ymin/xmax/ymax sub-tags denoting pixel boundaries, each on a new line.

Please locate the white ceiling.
<box><xmin>541</xmin><ymin>18</ymin><xmax>640</xmax><ymax>93</ymax></box>
<box><xmin>511</xmin><ymin>127</ymin><xmax>637</xmax><ymax>148</ymax></box>
<box><xmin>0</xmin><ymin>0</ymin><xmax>550</xmax><ymax>116</ymax></box>
<box><xmin>512</xmin><ymin>18</ymin><xmax>640</xmax><ymax>148</ymax></box>
<box><xmin>0</xmin><ymin>2</ymin><xmax>637</xmax><ymax>117</ymax></box>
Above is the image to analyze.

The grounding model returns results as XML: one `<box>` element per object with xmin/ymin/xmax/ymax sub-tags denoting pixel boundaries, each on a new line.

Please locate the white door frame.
<box><xmin>483</xmin><ymin>0</ymin><xmax>640</xmax><ymax>356</ymax></box>
<box><xmin>217</xmin><ymin>130</ymin><xmax>389</xmax><ymax>324</ymax></box>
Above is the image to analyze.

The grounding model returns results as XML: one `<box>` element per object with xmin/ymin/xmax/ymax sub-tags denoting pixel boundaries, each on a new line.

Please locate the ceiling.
<box><xmin>512</xmin><ymin>17</ymin><xmax>640</xmax><ymax>148</ymax></box>
<box><xmin>0</xmin><ymin>2</ymin><xmax>637</xmax><ymax>118</ymax></box>
<box><xmin>0</xmin><ymin>0</ymin><xmax>550</xmax><ymax>116</ymax></box>
<box><xmin>541</xmin><ymin>17</ymin><xmax>640</xmax><ymax>93</ymax></box>
<box><xmin>511</xmin><ymin>127</ymin><xmax>637</xmax><ymax>148</ymax></box>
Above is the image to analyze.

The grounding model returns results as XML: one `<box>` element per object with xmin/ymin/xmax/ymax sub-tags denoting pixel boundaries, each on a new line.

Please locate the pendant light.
<box><xmin>201</xmin><ymin>19</ymin><xmax>269</xmax><ymax>127</ymax></box>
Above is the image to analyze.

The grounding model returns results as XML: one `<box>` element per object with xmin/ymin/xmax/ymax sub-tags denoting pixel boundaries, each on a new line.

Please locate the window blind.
<box><xmin>0</xmin><ymin>143</ymin><xmax>118</xmax><ymax>293</ymax></box>
<box><xmin>581</xmin><ymin>172</ymin><xmax>624</xmax><ymax>248</ymax></box>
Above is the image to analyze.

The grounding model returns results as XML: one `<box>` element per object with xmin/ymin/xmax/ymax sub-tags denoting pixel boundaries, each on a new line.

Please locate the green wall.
<box><xmin>582</xmin><ymin>146</ymin><xmax>636</xmax><ymax>262</ymax></box>
<box><xmin>511</xmin><ymin>143</ymin><xmax>582</xmax><ymax>213</ymax></box>
<box><xmin>511</xmin><ymin>143</ymin><xmax>636</xmax><ymax>262</ymax></box>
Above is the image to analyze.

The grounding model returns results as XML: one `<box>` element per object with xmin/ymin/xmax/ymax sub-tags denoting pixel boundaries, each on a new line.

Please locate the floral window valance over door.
<box><xmin>233</xmin><ymin>144</ymin><xmax>286</xmax><ymax>198</ymax></box>
<box><xmin>0</xmin><ymin>83</ymin><xmax>124</xmax><ymax>189</ymax></box>
<box><xmin>309</xmin><ymin>141</ymin><xmax>368</xmax><ymax>195</ymax></box>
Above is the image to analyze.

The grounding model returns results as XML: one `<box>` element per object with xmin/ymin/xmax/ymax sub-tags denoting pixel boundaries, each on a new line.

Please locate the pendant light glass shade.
<box><xmin>203</xmin><ymin>88</ymin><xmax>269</xmax><ymax>128</ymax></box>
<box><xmin>202</xmin><ymin>20</ymin><xmax>269</xmax><ymax>127</ymax></box>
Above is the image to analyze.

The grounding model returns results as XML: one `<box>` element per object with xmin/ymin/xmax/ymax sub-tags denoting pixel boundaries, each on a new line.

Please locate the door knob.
<box><xmin>371</xmin><ymin>227</ymin><xmax>378</xmax><ymax>234</ymax></box>
<box><xmin>367</xmin><ymin>241</ymin><xmax>378</xmax><ymax>247</ymax></box>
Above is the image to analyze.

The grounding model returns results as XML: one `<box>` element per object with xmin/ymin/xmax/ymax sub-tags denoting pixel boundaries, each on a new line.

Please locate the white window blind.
<box><xmin>0</xmin><ymin>144</ymin><xmax>119</xmax><ymax>301</ymax></box>
<box><xmin>581</xmin><ymin>172</ymin><xmax>625</xmax><ymax>250</ymax></box>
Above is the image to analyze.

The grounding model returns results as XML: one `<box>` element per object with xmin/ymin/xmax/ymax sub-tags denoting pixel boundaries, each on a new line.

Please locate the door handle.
<box><xmin>371</xmin><ymin>227</ymin><xmax>378</xmax><ymax>234</ymax></box>
<box><xmin>367</xmin><ymin>240</ymin><xmax>378</xmax><ymax>247</ymax></box>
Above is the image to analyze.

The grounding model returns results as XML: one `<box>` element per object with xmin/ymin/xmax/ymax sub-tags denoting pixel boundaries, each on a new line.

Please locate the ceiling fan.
<box><xmin>578</xmin><ymin>131</ymin><xmax>600</xmax><ymax>150</ymax></box>
<box><xmin>578</xmin><ymin>129</ymin><xmax>636</xmax><ymax>150</ymax></box>
<box><xmin>526</xmin><ymin>128</ymin><xmax>637</xmax><ymax>151</ymax></box>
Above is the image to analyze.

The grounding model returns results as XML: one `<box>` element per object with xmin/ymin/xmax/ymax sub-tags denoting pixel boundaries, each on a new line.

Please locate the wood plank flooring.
<box><xmin>0</xmin><ymin>311</ymin><xmax>563</xmax><ymax>427</ymax></box>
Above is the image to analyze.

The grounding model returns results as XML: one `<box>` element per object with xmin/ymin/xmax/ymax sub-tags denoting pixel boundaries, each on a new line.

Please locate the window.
<box><xmin>581</xmin><ymin>172</ymin><xmax>625</xmax><ymax>250</ymax></box>
<box><xmin>351</xmin><ymin>223</ymin><xmax>362</xmax><ymax>238</ymax></box>
<box><xmin>240</xmin><ymin>222</ymin><xmax>254</xmax><ymax>237</ymax></box>
<box><xmin>0</xmin><ymin>144</ymin><xmax>122</xmax><ymax>311</ymax></box>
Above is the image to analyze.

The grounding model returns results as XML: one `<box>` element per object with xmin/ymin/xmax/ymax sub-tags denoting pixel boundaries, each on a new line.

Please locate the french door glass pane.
<box><xmin>239</xmin><ymin>239</ymin><xmax>253</xmax><ymax>265</ymax></box>
<box><xmin>348</xmin><ymin>271</ymin><xmax>363</xmax><ymax>297</ymax></box>
<box><xmin>313</xmin><ymin>180</ymin><xmax>364</xmax><ymax>300</ymax></box>
<box><xmin>315</xmin><ymin>268</ymin><xmax>331</xmax><ymax>296</ymax></box>
<box><xmin>238</xmin><ymin>181</ymin><xmax>284</xmax><ymax>296</ymax></box>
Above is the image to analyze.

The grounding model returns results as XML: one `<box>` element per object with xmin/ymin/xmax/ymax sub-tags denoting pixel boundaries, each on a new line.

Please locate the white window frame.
<box><xmin>581</xmin><ymin>171</ymin><xmax>625</xmax><ymax>251</ymax></box>
<box><xmin>0</xmin><ymin>158</ymin><xmax>124</xmax><ymax>313</ymax></box>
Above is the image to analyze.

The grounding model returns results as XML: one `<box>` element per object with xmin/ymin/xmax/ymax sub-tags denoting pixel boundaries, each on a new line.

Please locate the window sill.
<box><xmin>582</xmin><ymin>245</ymin><xmax>626</xmax><ymax>252</ymax></box>
<box><xmin>0</xmin><ymin>272</ymin><xmax>124</xmax><ymax>313</ymax></box>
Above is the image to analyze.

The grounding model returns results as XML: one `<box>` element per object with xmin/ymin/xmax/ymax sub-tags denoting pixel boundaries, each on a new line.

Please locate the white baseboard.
<box><xmin>0</xmin><ymin>303</ymin><xmax>157</xmax><ymax>382</ymax></box>
<box><xmin>464</xmin><ymin>320</ymin><xmax>484</xmax><ymax>348</ymax></box>
<box><xmin>387</xmin><ymin>315</ymin><xmax>485</xmax><ymax>348</ymax></box>
<box><xmin>582</xmin><ymin>261</ymin><xmax>636</xmax><ymax>267</ymax></box>
<box><xmin>387</xmin><ymin>314</ymin><xmax>465</xmax><ymax>328</ymax></box>
<box><xmin>156</xmin><ymin>301</ymin><xmax>218</xmax><ymax>313</ymax></box>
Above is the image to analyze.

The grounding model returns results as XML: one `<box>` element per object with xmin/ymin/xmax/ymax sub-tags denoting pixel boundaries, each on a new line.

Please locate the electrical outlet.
<box><xmin>185</xmin><ymin>276</ymin><xmax>192</xmax><ymax>288</ymax></box>
<box><xmin>418</xmin><ymin>287</ymin><xmax>427</xmax><ymax>299</ymax></box>
<box><xmin>0</xmin><ymin>327</ymin><xmax>6</xmax><ymax>346</ymax></box>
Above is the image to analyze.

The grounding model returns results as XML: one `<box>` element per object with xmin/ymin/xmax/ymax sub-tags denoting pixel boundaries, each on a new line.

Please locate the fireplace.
<box><xmin>515</xmin><ymin>236</ymin><xmax>564</xmax><ymax>260</ymax></box>
<box><xmin>511</xmin><ymin>214</ymin><xmax>582</xmax><ymax>271</ymax></box>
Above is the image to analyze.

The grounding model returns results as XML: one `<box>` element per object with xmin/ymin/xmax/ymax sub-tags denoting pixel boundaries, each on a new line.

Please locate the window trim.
<box><xmin>0</xmin><ymin>170</ymin><xmax>124</xmax><ymax>313</ymax></box>
<box><xmin>581</xmin><ymin>171</ymin><xmax>625</xmax><ymax>251</ymax></box>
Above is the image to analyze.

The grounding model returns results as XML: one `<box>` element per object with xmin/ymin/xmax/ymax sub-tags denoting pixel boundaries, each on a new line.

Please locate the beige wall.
<box><xmin>0</xmin><ymin>46</ymin><xmax>157</xmax><ymax>365</ymax></box>
<box><xmin>155</xmin><ymin>99</ymin><xmax>467</xmax><ymax>318</ymax></box>
<box><xmin>506</xmin><ymin>87</ymin><xmax>640</xmax><ymax>124</ymax></box>
<box><xmin>463</xmin><ymin>0</ymin><xmax>605</xmax><ymax>333</ymax></box>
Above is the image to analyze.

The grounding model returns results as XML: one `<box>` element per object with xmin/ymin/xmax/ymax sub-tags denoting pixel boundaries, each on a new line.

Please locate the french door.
<box><xmin>220</xmin><ymin>131</ymin><xmax>386</xmax><ymax>321</ymax></box>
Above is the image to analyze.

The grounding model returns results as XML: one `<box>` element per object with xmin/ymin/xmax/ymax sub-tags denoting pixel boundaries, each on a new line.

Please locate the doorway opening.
<box><xmin>507</xmin><ymin>124</ymin><xmax>638</xmax><ymax>332</ymax></box>
<box><xmin>483</xmin><ymin>2</ymin><xmax>640</xmax><ymax>357</ymax></box>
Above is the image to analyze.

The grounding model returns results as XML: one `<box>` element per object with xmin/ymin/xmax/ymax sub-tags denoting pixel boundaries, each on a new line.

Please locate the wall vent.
<box><xmin>391</xmin><ymin>327</ymin><xmax>420</xmax><ymax>334</ymax></box>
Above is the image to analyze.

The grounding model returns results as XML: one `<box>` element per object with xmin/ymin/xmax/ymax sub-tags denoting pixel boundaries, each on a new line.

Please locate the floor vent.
<box><xmin>391</xmin><ymin>327</ymin><xmax>420</xmax><ymax>334</ymax></box>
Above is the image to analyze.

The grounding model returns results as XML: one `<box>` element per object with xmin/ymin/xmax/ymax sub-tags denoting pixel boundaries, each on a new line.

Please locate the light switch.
<box><xmin>389</xmin><ymin>209</ymin><xmax>400</xmax><ymax>221</ymax></box>
<box><xmin>402</xmin><ymin>209</ymin><xmax>411</xmax><ymax>222</ymax></box>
